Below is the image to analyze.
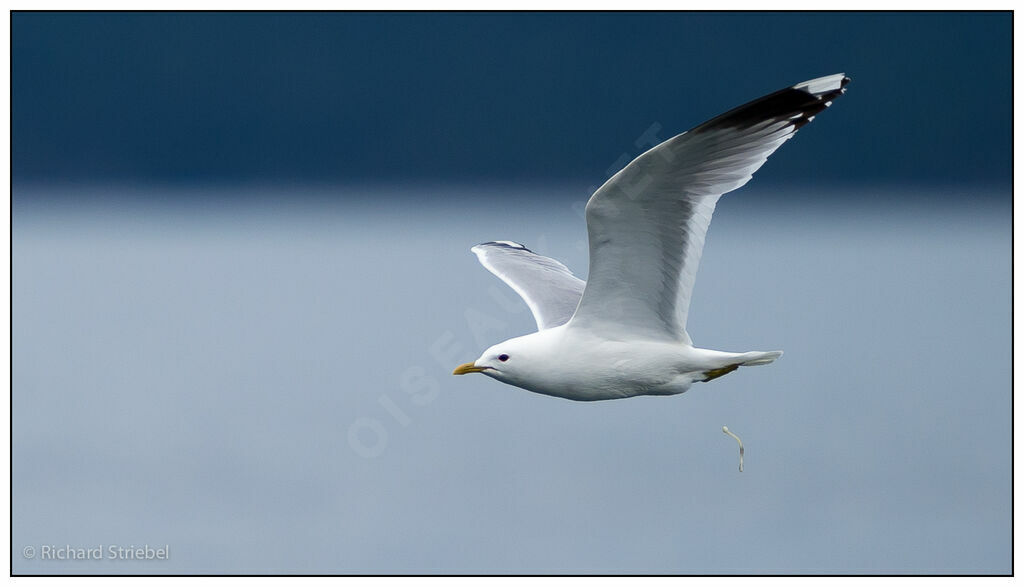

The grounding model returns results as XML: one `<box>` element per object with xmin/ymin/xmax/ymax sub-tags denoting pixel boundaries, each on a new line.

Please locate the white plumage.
<box><xmin>454</xmin><ymin>74</ymin><xmax>849</xmax><ymax>401</ymax></box>
<box><xmin>470</xmin><ymin>241</ymin><xmax>584</xmax><ymax>331</ymax></box>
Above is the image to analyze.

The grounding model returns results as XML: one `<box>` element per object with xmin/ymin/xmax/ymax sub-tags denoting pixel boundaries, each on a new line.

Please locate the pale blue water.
<box><xmin>12</xmin><ymin>185</ymin><xmax>1010</xmax><ymax>574</ymax></box>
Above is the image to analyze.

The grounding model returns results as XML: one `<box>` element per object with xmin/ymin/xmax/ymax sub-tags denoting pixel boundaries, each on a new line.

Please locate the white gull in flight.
<box><xmin>454</xmin><ymin>73</ymin><xmax>850</xmax><ymax>401</ymax></box>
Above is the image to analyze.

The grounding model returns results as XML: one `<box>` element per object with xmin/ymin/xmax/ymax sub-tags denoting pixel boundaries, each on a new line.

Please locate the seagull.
<box><xmin>453</xmin><ymin>73</ymin><xmax>849</xmax><ymax>401</ymax></box>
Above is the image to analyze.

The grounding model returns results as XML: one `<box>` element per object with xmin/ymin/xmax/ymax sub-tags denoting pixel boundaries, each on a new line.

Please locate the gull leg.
<box><xmin>702</xmin><ymin>363</ymin><xmax>739</xmax><ymax>382</ymax></box>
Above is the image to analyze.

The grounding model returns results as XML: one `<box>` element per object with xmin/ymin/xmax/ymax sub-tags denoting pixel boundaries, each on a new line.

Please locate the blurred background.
<box><xmin>13</xmin><ymin>12</ymin><xmax>1010</xmax><ymax>574</ymax></box>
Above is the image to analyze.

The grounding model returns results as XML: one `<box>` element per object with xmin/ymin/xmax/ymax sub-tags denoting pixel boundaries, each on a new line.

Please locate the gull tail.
<box><xmin>701</xmin><ymin>350</ymin><xmax>783</xmax><ymax>382</ymax></box>
<box><xmin>738</xmin><ymin>350</ymin><xmax>783</xmax><ymax>366</ymax></box>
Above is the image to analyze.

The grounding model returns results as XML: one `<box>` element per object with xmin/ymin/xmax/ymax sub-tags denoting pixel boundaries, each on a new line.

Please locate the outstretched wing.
<box><xmin>471</xmin><ymin>241</ymin><xmax>585</xmax><ymax>331</ymax></box>
<box><xmin>569</xmin><ymin>73</ymin><xmax>850</xmax><ymax>343</ymax></box>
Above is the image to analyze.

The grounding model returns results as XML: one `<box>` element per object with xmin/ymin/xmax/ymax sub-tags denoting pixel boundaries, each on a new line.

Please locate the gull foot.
<box><xmin>702</xmin><ymin>363</ymin><xmax>739</xmax><ymax>382</ymax></box>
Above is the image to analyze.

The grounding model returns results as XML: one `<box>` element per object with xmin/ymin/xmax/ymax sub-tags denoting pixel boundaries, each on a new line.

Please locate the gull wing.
<box><xmin>568</xmin><ymin>73</ymin><xmax>849</xmax><ymax>343</ymax></box>
<box><xmin>471</xmin><ymin>241</ymin><xmax>585</xmax><ymax>331</ymax></box>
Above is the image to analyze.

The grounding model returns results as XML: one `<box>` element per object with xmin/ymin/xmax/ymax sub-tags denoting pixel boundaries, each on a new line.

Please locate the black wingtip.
<box><xmin>694</xmin><ymin>73</ymin><xmax>849</xmax><ymax>135</ymax></box>
<box><xmin>478</xmin><ymin>240</ymin><xmax>533</xmax><ymax>253</ymax></box>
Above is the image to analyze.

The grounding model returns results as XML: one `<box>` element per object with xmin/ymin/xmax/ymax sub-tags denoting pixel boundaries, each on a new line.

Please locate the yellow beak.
<box><xmin>453</xmin><ymin>362</ymin><xmax>487</xmax><ymax>375</ymax></box>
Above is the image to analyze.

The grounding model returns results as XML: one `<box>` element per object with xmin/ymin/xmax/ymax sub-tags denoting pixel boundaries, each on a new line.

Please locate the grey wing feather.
<box><xmin>569</xmin><ymin>73</ymin><xmax>850</xmax><ymax>344</ymax></box>
<box><xmin>471</xmin><ymin>241</ymin><xmax>585</xmax><ymax>331</ymax></box>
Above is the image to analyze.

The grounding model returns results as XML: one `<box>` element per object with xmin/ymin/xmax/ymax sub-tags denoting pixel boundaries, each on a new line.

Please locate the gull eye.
<box><xmin>498</xmin><ymin>354</ymin><xmax>509</xmax><ymax>362</ymax></box>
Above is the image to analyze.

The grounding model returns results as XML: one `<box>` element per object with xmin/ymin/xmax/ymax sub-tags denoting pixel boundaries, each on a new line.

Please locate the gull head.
<box><xmin>452</xmin><ymin>333</ymin><xmax>544</xmax><ymax>385</ymax></box>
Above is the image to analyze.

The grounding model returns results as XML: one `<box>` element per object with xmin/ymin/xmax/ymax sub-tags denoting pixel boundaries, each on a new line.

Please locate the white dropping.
<box><xmin>722</xmin><ymin>426</ymin><xmax>744</xmax><ymax>472</ymax></box>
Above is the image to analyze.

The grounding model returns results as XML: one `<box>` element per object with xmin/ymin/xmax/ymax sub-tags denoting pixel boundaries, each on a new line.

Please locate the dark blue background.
<box><xmin>13</xmin><ymin>12</ymin><xmax>1011</xmax><ymax>187</ymax></box>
